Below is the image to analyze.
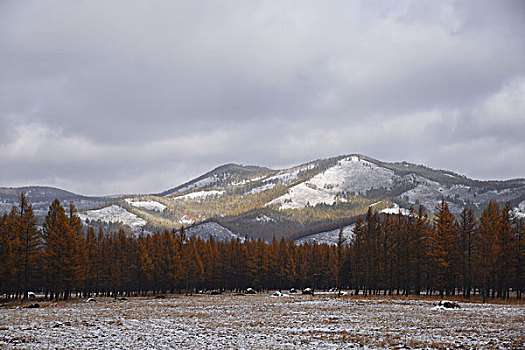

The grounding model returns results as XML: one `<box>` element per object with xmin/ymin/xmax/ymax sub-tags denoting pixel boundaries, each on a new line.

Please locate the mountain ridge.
<box><xmin>1</xmin><ymin>154</ymin><xmax>524</xmax><ymax>242</ymax></box>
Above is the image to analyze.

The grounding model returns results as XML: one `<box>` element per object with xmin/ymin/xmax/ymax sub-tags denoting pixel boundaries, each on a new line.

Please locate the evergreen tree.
<box><xmin>458</xmin><ymin>206</ymin><xmax>477</xmax><ymax>298</ymax></box>
<box><xmin>476</xmin><ymin>201</ymin><xmax>501</xmax><ymax>302</ymax></box>
<box><xmin>432</xmin><ymin>200</ymin><xmax>459</xmax><ymax>297</ymax></box>
<box><xmin>43</xmin><ymin>199</ymin><xmax>72</xmax><ymax>299</ymax></box>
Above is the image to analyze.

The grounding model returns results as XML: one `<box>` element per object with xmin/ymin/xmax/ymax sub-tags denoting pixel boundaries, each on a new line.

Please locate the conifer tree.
<box><xmin>412</xmin><ymin>205</ymin><xmax>430</xmax><ymax>296</ymax></box>
<box><xmin>476</xmin><ymin>201</ymin><xmax>501</xmax><ymax>302</ymax></box>
<box><xmin>137</xmin><ymin>234</ymin><xmax>154</xmax><ymax>293</ymax></box>
<box><xmin>17</xmin><ymin>194</ymin><xmax>40</xmax><ymax>299</ymax></box>
<box><xmin>512</xmin><ymin>217</ymin><xmax>524</xmax><ymax>299</ymax></box>
<box><xmin>336</xmin><ymin>226</ymin><xmax>346</xmax><ymax>290</ymax></box>
<box><xmin>67</xmin><ymin>202</ymin><xmax>87</xmax><ymax>294</ymax></box>
<box><xmin>459</xmin><ymin>206</ymin><xmax>477</xmax><ymax>298</ymax></box>
<box><xmin>43</xmin><ymin>199</ymin><xmax>72</xmax><ymax>299</ymax></box>
<box><xmin>432</xmin><ymin>200</ymin><xmax>458</xmax><ymax>297</ymax></box>
<box><xmin>0</xmin><ymin>212</ymin><xmax>17</xmax><ymax>297</ymax></box>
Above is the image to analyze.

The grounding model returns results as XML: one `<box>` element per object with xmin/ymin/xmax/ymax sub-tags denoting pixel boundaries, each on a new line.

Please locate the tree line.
<box><xmin>0</xmin><ymin>194</ymin><xmax>523</xmax><ymax>301</ymax></box>
<box><xmin>352</xmin><ymin>201</ymin><xmax>523</xmax><ymax>302</ymax></box>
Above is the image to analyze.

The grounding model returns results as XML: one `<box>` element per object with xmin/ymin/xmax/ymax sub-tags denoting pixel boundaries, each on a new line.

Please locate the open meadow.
<box><xmin>1</xmin><ymin>293</ymin><xmax>524</xmax><ymax>349</ymax></box>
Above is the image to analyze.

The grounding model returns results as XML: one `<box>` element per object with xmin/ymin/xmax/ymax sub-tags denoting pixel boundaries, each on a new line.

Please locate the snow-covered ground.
<box><xmin>79</xmin><ymin>205</ymin><xmax>146</xmax><ymax>229</ymax></box>
<box><xmin>164</xmin><ymin>176</ymin><xmax>219</xmax><ymax>197</ymax></box>
<box><xmin>380</xmin><ymin>203</ymin><xmax>411</xmax><ymax>215</ymax></box>
<box><xmin>267</xmin><ymin>156</ymin><xmax>396</xmax><ymax>210</ymax></box>
<box><xmin>174</xmin><ymin>190</ymin><xmax>224</xmax><ymax>200</ymax></box>
<box><xmin>262</xmin><ymin>162</ymin><xmax>319</xmax><ymax>185</ymax></box>
<box><xmin>1</xmin><ymin>295</ymin><xmax>523</xmax><ymax>349</ymax></box>
<box><xmin>295</xmin><ymin>224</ymin><xmax>355</xmax><ymax>245</ymax></box>
<box><xmin>186</xmin><ymin>222</ymin><xmax>242</xmax><ymax>242</ymax></box>
<box><xmin>178</xmin><ymin>215</ymin><xmax>195</xmax><ymax>226</ymax></box>
<box><xmin>252</xmin><ymin>214</ymin><xmax>275</xmax><ymax>223</ymax></box>
<box><xmin>124</xmin><ymin>199</ymin><xmax>166</xmax><ymax>212</ymax></box>
<box><xmin>248</xmin><ymin>183</ymin><xmax>276</xmax><ymax>194</ymax></box>
<box><xmin>513</xmin><ymin>200</ymin><xmax>525</xmax><ymax>219</ymax></box>
<box><xmin>402</xmin><ymin>178</ymin><xmax>525</xmax><ymax>213</ymax></box>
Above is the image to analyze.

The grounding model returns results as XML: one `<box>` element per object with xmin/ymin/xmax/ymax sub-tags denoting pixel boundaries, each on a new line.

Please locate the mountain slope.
<box><xmin>157</xmin><ymin>164</ymin><xmax>273</xmax><ymax>197</ymax></box>
<box><xmin>1</xmin><ymin>155</ymin><xmax>524</xmax><ymax>241</ymax></box>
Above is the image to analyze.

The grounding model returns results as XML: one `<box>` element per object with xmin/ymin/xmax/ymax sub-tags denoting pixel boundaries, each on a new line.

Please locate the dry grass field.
<box><xmin>1</xmin><ymin>293</ymin><xmax>524</xmax><ymax>349</ymax></box>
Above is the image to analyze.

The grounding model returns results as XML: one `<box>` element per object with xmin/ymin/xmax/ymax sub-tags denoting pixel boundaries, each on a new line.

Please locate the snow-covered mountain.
<box><xmin>1</xmin><ymin>155</ymin><xmax>524</xmax><ymax>242</ymax></box>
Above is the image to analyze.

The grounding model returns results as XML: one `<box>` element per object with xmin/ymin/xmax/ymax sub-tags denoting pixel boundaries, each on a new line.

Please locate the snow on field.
<box><xmin>174</xmin><ymin>190</ymin><xmax>224</xmax><ymax>200</ymax></box>
<box><xmin>380</xmin><ymin>203</ymin><xmax>411</xmax><ymax>215</ymax></box>
<box><xmin>295</xmin><ymin>224</ymin><xmax>355</xmax><ymax>245</ymax></box>
<box><xmin>267</xmin><ymin>156</ymin><xmax>395</xmax><ymax>209</ymax></box>
<box><xmin>1</xmin><ymin>295</ymin><xmax>523</xmax><ymax>349</ymax></box>
<box><xmin>124</xmin><ymin>198</ymin><xmax>166</xmax><ymax>212</ymax></box>
<box><xmin>186</xmin><ymin>222</ymin><xmax>242</xmax><ymax>242</ymax></box>
<box><xmin>79</xmin><ymin>205</ymin><xmax>146</xmax><ymax>229</ymax></box>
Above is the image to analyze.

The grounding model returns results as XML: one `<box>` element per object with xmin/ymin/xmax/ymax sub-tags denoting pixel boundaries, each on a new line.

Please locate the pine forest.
<box><xmin>1</xmin><ymin>194</ymin><xmax>523</xmax><ymax>303</ymax></box>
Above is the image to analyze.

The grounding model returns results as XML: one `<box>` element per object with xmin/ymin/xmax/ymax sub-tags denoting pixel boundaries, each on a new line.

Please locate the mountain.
<box><xmin>0</xmin><ymin>186</ymin><xmax>112</xmax><ymax>216</ymax></box>
<box><xmin>1</xmin><ymin>155</ymin><xmax>524</xmax><ymax>242</ymax></box>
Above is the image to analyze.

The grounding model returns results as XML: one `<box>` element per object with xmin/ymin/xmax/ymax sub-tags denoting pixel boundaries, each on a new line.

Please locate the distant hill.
<box><xmin>0</xmin><ymin>186</ymin><xmax>112</xmax><ymax>216</ymax></box>
<box><xmin>1</xmin><ymin>155</ymin><xmax>524</xmax><ymax>242</ymax></box>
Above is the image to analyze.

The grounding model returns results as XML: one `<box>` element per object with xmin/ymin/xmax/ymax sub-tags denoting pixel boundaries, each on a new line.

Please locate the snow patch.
<box><xmin>186</xmin><ymin>222</ymin><xmax>242</xmax><ymax>242</ymax></box>
<box><xmin>175</xmin><ymin>190</ymin><xmax>224</xmax><ymax>200</ymax></box>
<box><xmin>249</xmin><ymin>183</ymin><xmax>276</xmax><ymax>194</ymax></box>
<box><xmin>125</xmin><ymin>199</ymin><xmax>166</xmax><ymax>212</ymax></box>
<box><xmin>512</xmin><ymin>200</ymin><xmax>525</xmax><ymax>219</ymax></box>
<box><xmin>179</xmin><ymin>215</ymin><xmax>195</xmax><ymax>226</ymax></box>
<box><xmin>165</xmin><ymin>176</ymin><xmax>219</xmax><ymax>196</ymax></box>
<box><xmin>295</xmin><ymin>224</ymin><xmax>355</xmax><ymax>246</ymax></box>
<box><xmin>263</xmin><ymin>163</ymin><xmax>318</xmax><ymax>184</ymax></box>
<box><xmin>380</xmin><ymin>203</ymin><xmax>410</xmax><ymax>216</ymax></box>
<box><xmin>79</xmin><ymin>205</ymin><xmax>146</xmax><ymax>229</ymax></box>
<box><xmin>253</xmin><ymin>214</ymin><xmax>275</xmax><ymax>223</ymax></box>
<box><xmin>267</xmin><ymin>157</ymin><xmax>395</xmax><ymax>209</ymax></box>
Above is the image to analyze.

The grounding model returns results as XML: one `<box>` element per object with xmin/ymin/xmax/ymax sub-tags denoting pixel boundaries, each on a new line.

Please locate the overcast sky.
<box><xmin>1</xmin><ymin>0</ymin><xmax>524</xmax><ymax>195</ymax></box>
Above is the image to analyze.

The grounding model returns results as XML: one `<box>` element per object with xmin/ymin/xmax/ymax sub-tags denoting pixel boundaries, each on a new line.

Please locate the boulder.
<box><xmin>302</xmin><ymin>288</ymin><xmax>314</xmax><ymax>295</ymax></box>
<box><xmin>24</xmin><ymin>303</ymin><xmax>40</xmax><ymax>308</ymax></box>
<box><xmin>437</xmin><ymin>300</ymin><xmax>460</xmax><ymax>309</ymax></box>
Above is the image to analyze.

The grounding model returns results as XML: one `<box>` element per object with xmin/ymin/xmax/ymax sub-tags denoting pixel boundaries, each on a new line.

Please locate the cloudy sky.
<box><xmin>1</xmin><ymin>0</ymin><xmax>524</xmax><ymax>195</ymax></box>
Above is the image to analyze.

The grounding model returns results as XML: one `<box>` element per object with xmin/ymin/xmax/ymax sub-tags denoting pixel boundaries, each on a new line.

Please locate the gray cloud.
<box><xmin>1</xmin><ymin>0</ymin><xmax>524</xmax><ymax>195</ymax></box>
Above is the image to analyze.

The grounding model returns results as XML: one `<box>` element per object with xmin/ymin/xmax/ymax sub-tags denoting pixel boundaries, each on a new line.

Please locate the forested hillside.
<box><xmin>1</xmin><ymin>154</ymin><xmax>524</xmax><ymax>242</ymax></box>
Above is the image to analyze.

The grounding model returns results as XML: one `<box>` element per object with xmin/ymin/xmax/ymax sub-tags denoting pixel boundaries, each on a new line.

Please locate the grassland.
<box><xmin>1</xmin><ymin>293</ymin><xmax>523</xmax><ymax>349</ymax></box>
